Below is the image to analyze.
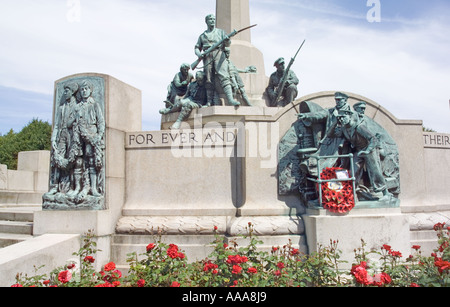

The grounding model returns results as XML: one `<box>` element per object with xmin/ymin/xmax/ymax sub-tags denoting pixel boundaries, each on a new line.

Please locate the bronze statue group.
<box><xmin>159</xmin><ymin>14</ymin><xmax>298</xmax><ymax>129</ymax></box>
<box><xmin>43</xmin><ymin>79</ymin><xmax>105</xmax><ymax>209</ymax></box>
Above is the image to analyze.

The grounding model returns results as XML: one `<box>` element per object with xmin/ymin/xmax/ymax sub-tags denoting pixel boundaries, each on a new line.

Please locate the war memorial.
<box><xmin>0</xmin><ymin>0</ymin><xmax>449</xmax><ymax>287</ymax></box>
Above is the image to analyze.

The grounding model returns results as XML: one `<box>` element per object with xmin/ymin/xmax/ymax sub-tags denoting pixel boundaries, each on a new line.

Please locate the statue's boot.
<box><xmin>170</xmin><ymin>107</ymin><xmax>190</xmax><ymax>130</ymax></box>
<box><xmin>90</xmin><ymin>169</ymin><xmax>101</xmax><ymax>197</ymax></box>
<box><xmin>206</xmin><ymin>89</ymin><xmax>214</xmax><ymax>106</ymax></box>
<box><xmin>159</xmin><ymin>108</ymin><xmax>171</xmax><ymax>115</ymax></box>
<box><xmin>223</xmin><ymin>85</ymin><xmax>240</xmax><ymax>106</ymax></box>
<box><xmin>171</xmin><ymin>119</ymin><xmax>182</xmax><ymax>130</ymax></box>
<box><xmin>66</xmin><ymin>169</ymin><xmax>82</xmax><ymax>198</ymax></box>
<box><xmin>241</xmin><ymin>91</ymin><xmax>252</xmax><ymax>106</ymax></box>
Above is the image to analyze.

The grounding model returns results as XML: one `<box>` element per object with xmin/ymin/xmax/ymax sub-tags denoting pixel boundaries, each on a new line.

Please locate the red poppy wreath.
<box><xmin>319</xmin><ymin>167</ymin><xmax>355</xmax><ymax>213</ymax></box>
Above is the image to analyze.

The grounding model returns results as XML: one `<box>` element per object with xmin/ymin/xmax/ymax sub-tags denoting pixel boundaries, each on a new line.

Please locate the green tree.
<box><xmin>423</xmin><ymin>126</ymin><xmax>436</xmax><ymax>132</ymax></box>
<box><xmin>0</xmin><ymin>118</ymin><xmax>51</xmax><ymax>170</ymax></box>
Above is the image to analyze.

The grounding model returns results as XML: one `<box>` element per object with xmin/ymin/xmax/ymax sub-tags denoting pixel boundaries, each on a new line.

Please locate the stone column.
<box><xmin>216</xmin><ymin>0</ymin><xmax>268</xmax><ymax>105</ymax></box>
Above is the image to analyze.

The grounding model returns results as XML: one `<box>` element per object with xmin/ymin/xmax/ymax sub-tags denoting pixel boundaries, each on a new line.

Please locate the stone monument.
<box><xmin>34</xmin><ymin>0</ymin><xmax>414</xmax><ymax>270</ymax></box>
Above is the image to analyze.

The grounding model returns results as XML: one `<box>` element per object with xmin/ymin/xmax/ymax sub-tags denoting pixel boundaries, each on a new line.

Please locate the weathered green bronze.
<box><xmin>279</xmin><ymin>93</ymin><xmax>400</xmax><ymax>208</ymax></box>
<box><xmin>163</xmin><ymin>63</ymin><xmax>194</xmax><ymax>108</ymax></box>
<box><xmin>191</xmin><ymin>23</ymin><xmax>257</xmax><ymax>70</ymax></box>
<box><xmin>224</xmin><ymin>47</ymin><xmax>256</xmax><ymax>106</ymax></box>
<box><xmin>43</xmin><ymin>76</ymin><xmax>106</xmax><ymax>210</ymax></box>
<box><xmin>160</xmin><ymin>71</ymin><xmax>208</xmax><ymax>130</ymax></box>
<box><xmin>272</xmin><ymin>40</ymin><xmax>305</xmax><ymax>109</ymax></box>
<box><xmin>194</xmin><ymin>14</ymin><xmax>256</xmax><ymax>107</ymax></box>
<box><xmin>266</xmin><ymin>56</ymin><xmax>300</xmax><ymax>108</ymax></box>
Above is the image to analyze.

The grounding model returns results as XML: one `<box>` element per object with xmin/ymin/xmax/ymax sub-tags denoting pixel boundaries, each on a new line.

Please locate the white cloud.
<box><xmin>251</xmin><ymin>2</ymin><xmax>450</xmax><ymax>133</ymax></box>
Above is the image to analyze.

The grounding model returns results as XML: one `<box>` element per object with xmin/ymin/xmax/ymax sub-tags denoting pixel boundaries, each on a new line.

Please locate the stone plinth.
<box><xmin>302</xmin><ymin>207</ymin><xmax>411</xmax><ymax>269</ymax></box>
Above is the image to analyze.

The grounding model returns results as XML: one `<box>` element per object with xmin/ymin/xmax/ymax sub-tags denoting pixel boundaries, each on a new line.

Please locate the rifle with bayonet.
<box><xmin>273</xmin><ymin>40</ymin><xmax>306</xmax><ymax>111</ymax></box>
<box><xmin>191</xmin><ymin>24</ymin><xmax>257</xmax><ymax>70</ymax></box>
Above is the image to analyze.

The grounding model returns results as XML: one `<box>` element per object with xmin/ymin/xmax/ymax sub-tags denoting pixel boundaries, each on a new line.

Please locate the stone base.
<box><xmin>42</xmin><ymin>193</ymin><xmax>105</xmax><ymax>211</ymax></box>
<box><xmin>34</xmin><ymin>209</ymin><xmax>115</xmax><ymax>236</ymax></box>
<box><xmin>302</xmin><ymin>207</ymin><xmax>411</xmax><ymax>269</ymax></box>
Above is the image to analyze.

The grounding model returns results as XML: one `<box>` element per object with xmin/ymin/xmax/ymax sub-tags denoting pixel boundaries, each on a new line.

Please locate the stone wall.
<box><xmin>0</xmin><ymin>151</ymin><xmax>50</xmax><ymax>206</ymax></box>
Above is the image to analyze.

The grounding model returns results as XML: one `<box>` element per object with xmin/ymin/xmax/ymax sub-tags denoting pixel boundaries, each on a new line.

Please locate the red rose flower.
<box><xmin>167</xmin><ymin>244</ymin><xmax>181</xmax><ymax>259</ymax></box>
<box><xmin>104</xmin><ymin>262</ymin><xmax>116</xmax><ymax>272</ymax></box>
<box><xmin>380</xmin><ymin>272</ymin><xmax>391</xmax><ymax>285</ymax></box>
<box><xmin>58</xmin><ymin>270</ymin><xmax>72</xmax><ymax>284</ymax></box>
<box><xmin>95</xmin><ymin>282</ymin><xmax>114</xmax><ymax>287</ymax></box>
<box><xmin>434</xmin><ymin>259</ymin><xmax>450</xmax><ymax>273</ymax></box>
<box><xmin>247</xmin><ymin>267</ymin><xmax>258</xmax><ymax>274</ymax></box>
<box><xmin>277</xmin><ymin>262</ymin><xmax>285</xmax><ymax>269</ymax></box>
<box><xmin>84</xmin><ymin>256</ymin><xmax>95</xmax><ymax>263</ymax></box>
<box><xmin>203</xmin><ymin>261</ymin><xmax>218</xmax><ymax>272</ymax></box>
<box><xmin>146</xmin><ymin>243</ymin><xmax>156</xmax><ymax>252</ymax></box>
<box><xmin>137</xmin><ymin>279</ymin><xmax>145</xmax><ymax>287</ymax></box>
<box><xmin>433</xmin><ymin>222</ymin><xmax>446</xmax><ymax>231</ymax></box>
<box><xmin>226</xmin><ymin>255</ymin><xmax>248</xmax><ymax>265</ymax></box>
<box><xmin>389</xmin><ymin>250</ymin><xmax>402</xmax><ymax>258</ymax></box>
<box><xmin>232</xmin><ymin>265</ymin><xmax>242</xmax><ymax>274</ymax></box>
<box><xmin>112</xmin><ymin>270</ymin><xmax>122</xmax><ymax>279</ymax></box>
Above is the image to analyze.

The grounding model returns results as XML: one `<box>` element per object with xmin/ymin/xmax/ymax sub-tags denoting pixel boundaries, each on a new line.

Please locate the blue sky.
<box><xmin>0</xmin><ymin>0</ymin><xmax>449</xmax><ymax>134</ymax></box>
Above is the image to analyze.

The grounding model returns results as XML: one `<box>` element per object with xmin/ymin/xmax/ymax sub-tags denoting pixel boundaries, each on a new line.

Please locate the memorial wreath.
<box><xmin>319</xmin><ymin>167</ymin><xmax>355</xmax><ymax>213</ymax></box>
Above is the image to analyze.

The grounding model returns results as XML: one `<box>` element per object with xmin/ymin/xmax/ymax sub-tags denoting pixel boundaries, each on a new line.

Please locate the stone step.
<box><xmin>409</xmin><ymin>230</ymin><xmax>439</xmax><ymax>256</ymax></box>
<box><xmin>0</xmin><ymin>191</ymin><xmax>45</xmax><ymax>206</ymax></box>
<box><xmin>0</xmin><ymin>233</ymin><xmax>34</xmax><ymax>248</ymax></box>
<box><xmin>0</xmin><ymin>221</ymin><xmax>33</xmax><ymax>235</ymax></box>
<box><xmin>410</xmin><ymin>230</ymin><xmax>437</xmax><ymax>241</ymax></box>
<box><xmin>0</xmin><ymin>206</ymin><xmax>39</xmax><ymax>248</ymax></box>
<box><xmin>0</xmin><ymin>210</ymin><xmax>35</xmax><ymax>222</ymax></box>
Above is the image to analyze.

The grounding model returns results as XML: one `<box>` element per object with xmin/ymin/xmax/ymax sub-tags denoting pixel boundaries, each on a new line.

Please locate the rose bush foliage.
<box><xmin>12</xmin><ymin>223</ymin><xmax>450</xmax><ymax>287</ymax></box>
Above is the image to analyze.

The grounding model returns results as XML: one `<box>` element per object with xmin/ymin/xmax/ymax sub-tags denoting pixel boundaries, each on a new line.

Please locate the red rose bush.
<box><xmin>11</xmin><ymin>222</ymin><xmax>450</xmax><ymax>287</ymax></box>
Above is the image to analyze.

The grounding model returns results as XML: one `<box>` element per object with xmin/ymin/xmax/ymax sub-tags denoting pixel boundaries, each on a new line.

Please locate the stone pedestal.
<box><xmin>302</xmin><ymin>207</ymin><xmax>411</xmax><ymax>269</ymax></box>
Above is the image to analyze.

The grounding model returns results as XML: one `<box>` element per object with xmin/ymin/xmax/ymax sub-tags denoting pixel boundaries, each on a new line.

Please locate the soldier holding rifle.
<box><xmin>193</xmin><ymin>14</ymin><xmax>256</xmax><ymax>107</ymax></box>
<box><xmin>266</xmin><ymin>41</ymin><xmax>305</xmax><ymax>108</ymax></box>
